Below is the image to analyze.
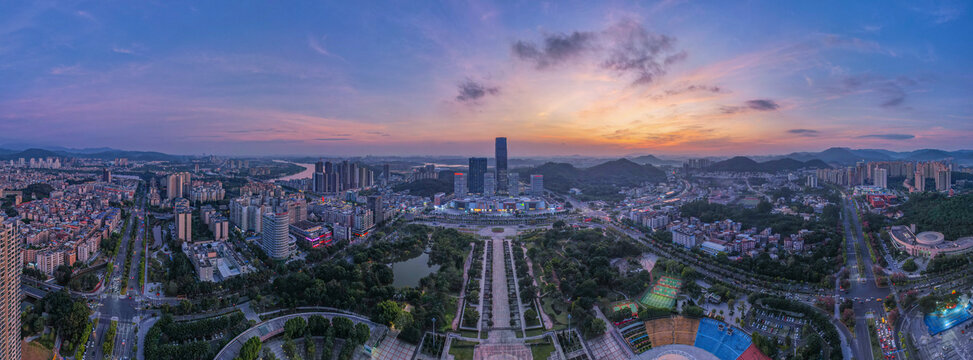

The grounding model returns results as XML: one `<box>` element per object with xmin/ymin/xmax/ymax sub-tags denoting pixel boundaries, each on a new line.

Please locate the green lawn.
<box><xmin>530</xmin><ymin>343</ymin><xmax>556</xmax><ymax>360</ymax></box>
<box><xmin>448</xmin><ymin>340</ymin><xmax>477</xmax><ymax>360</ymax></box>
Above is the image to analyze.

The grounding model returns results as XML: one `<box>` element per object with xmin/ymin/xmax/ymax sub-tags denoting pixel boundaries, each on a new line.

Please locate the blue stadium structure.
<box><xmin>693</xmin><ymin>318</ymin><xmax>754</xmax><ymax>360</ymax></box>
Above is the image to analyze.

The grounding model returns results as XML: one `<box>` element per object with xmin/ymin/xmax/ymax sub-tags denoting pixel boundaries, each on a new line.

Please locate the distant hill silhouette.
<box><xmin>707</xmin><ymin>156</ymin><xmax>830</xmax><ymax>172</ymax></box>
<box><xmin>518</xmin><ymin>158</ymin><xmax>666</xmax><ymax>200</ymax></box>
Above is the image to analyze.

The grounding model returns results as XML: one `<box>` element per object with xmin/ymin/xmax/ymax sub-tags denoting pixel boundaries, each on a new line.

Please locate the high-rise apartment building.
<box><xmin>454</xmin><ymin>173</ymin><xmax>467</xmax><ymax>196</ymax></box>
<box><xmin>0</xmin><ymin>217</ymin><xmax>21</xmax><ymax>359</ymax></box>
<box><xmin>873</xmin><ymin>168</ymin><xmax>888</xmax><ymax>189</ymax></box>
<box><xmin>530</xmin><ymin>174</ymin><xmax>544</xmax><ymax>196</ymax></box>
<box><xmin>167</xmin><ymin>172</ymin><xmax>192</xmax><ymax>200</ymax></box>
<box><xmin>806</xmin><ymin>175</ymin><xmax>818</xmax><ymax>188</ymax></box>
<box><xmin>495</xmin><ymin>137</ymin><xmax>508</xmax><ymax>193</ymax></box>
<box><xmin>468</xmin><ymin>157</ymin><xmax>488</xmax><ymax>194</ymax></box>
<box><xmin>174</xmin><ymin>198</ymin><xmax>193</xmax><ymax>242</ymax></box>
<box><xmin>261</xmin><ymin>212</ymin><xmax>293</xmax><ymax>260</ymax></box>
<box><xmin>368</xmin><ymin>195</ymin><xmax>385</xmax><ymax>225</ymax></box>
<box><xmin>102</xmin><ymin>168</ymin><xmax>112</xmax><ymax>183</ymax></box>
<box><xmin>914</xmin><ymin>168</ymin><xmax>925</xmax><ymax>192</ymax></box>
<box><xmin>935</xmin><ymin>170</ymin><xmax>952</xmax><ymax>192</ymax></box>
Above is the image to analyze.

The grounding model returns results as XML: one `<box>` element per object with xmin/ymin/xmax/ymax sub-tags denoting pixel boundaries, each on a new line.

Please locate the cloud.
<box><xmin>720</xmin><ymin>99</ymin><xmax>780</xmax><ymax>114</ymax></box>
<box><xmin>511</xmin><ymin>31</ymin><xmax>596</xmax><ymax>69</ymax></box>
<box><xmin>455</xmin><ymin>79</ymin><xmax>499</xmax><ymax>103</ymax></box>
<box><xmin>49</xmin><ymin>65</ymin><xmax>83</xmax><ymax>75</ymax></box>
<box><xmin>76</xmin><ymin>10</ymin><xmax>96</xmax><ymax>22</ymax></box>
<box><xmin>601</xmin><ymin>19</ymin><xmax>686</xmax><ymax>85</ymax></box>
<box><xmin>856</xmin><ymin>134</ymin><xmax>915</xmax><ymax>140</ymax></box>
<box><xmin>788</xmin><ymin>129</ymin><xmax>819</xmax><ymax>137</ymax></box>
<box><xmin>511</xmin><ymin>19</ymin><xmax>687</xmax><ymax>86</ymax></box>
<box><xmin>830</xmin><ymin>74</ymin><xmax>924</xmax><ymax>108</ymax></box>
<box><xmin>307</xmin><ymin>35</ymin><xmax>342</xmax><ymax>59</ymax></box>
<box><xmin>316</xmin><ymin>138</ymin><xmax>350</xmax><ymax>141</ymax></box>
<box><xmin>365</xmin><ymin>130</ymin><xmax>390</xmax><ymax>137</ymax></box>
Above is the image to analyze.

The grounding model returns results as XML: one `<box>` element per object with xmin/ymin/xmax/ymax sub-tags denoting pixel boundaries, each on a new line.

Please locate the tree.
<box><xmin>353</xmin><ymin>323</ymin><xmax>370</xmax><ymax>344</ymax></box>
<box><xmin>902</xmin><ymin>258</ymin><xmax>918</xmax><ymax>272</ymax></box>
<box><xmin>53</xmin><ymin>265</ymin><xmax>72</xmax><ymax>285</ymax></box>
<box><xmin>374</xmin><ymin>300</ymin><xmax>401</xmax><ymax>326</ymax></box>
<box><xmin>331</xmin><ymin>316</ymin><xmax>353</xmax><ymax>338</ymax></box>
<box><xmin>235</xmin><ymin>336</ymin><xmax>261</xmax><ymax>360</ymax></box>
<box><xmin>262</xmin><ymin>347</ymin><xmax>279</xmax><ymax>360</ymax></box>
<box><xmin>282</xmin><ymin>337</ymin><xmax>298</xmax><ymax>359</ymax></box>
<box><xmin>918</xmin><ymin>295</ymin><xmax>939</xmax><ymax>314</ymax></box>
<box><xmin>284</xmin><ymin>317</ymin><xmax>307</xmax><ymax>339</ymax></box>
<box><xmin>307</xmin><ymin>315</ymin><xmax>330</xmax><ymax>336</ymax></box>
<box><xmin>303</xmin><ymin>333</ymin><xmax>315</xmax><ymax>359</ymax></box>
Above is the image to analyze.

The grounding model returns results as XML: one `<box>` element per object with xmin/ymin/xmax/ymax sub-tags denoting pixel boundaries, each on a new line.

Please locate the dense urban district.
<box><xmin>4</xmin><ymin>141</ymin><xmax>973</xmax><ymax>360</ymax></box>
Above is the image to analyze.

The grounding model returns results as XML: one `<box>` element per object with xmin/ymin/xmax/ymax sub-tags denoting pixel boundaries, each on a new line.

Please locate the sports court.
<box><xmin>639</xmin><ymin>275</ymin><xmax>683</xmax><ymax>310</ymax></box>
<box><xmin>613</xmin><ymin>301</ymin><xmax>639</xmax><ymax>317</ymax></box>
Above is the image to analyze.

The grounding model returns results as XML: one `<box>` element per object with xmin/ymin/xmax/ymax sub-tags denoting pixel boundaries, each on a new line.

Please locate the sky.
<box><xmin>1</xmin><ymin>0</ymin><xmax>971</xmax><ymax>157</ymax></box>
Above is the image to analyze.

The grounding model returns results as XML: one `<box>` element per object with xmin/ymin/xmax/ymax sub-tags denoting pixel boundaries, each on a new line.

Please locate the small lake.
<box><xmin>390</xmin><ymin>252</ymin><xmax>440</xmax><ymax>288</ymax></box>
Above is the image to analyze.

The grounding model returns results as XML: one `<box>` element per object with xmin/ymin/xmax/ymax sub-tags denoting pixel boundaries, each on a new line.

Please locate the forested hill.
<box><xmin>707</xmin><ymin>156</ymin><xmax>830</xmax><ymax>172</ymax></box>
<box><xmin>518</xmin><ymin>158</ymin><xmax>666</xmax><ymax>200</ymax></box>
<box><xmin>897</xmin><ymin>193</ymin><xmax>973</xmax><ymax>240</ymax></box>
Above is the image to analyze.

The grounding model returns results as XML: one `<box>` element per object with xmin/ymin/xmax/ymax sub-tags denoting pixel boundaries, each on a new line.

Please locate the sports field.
<box><xmin>612</xmin><ymin>301</ymin><xmax>639</xmax><ymax>316</ymax></box>
<box><xmin>638</xmin><ymin>275</ymin><xmax>683</xmax><ymax>310</ymax></box>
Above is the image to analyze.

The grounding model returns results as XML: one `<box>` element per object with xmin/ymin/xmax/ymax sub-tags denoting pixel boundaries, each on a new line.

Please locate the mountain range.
<box><xmin>0</xmin><ymin>147</ymin><xmax>181</xmax><ymax>162</ymax></box>
<box><xmin>762</xmin><ymin>147</ymin><xmax>973</xmax><ymax>165</ymax></box>
<box><xmin>519</xmin><ymin>158</ymin><xmax>666</xmax><ymax>199</ymax></box>
<box><xmin>706</xmin><ymin>157</ymin><xmax>831</xmax><ymax>172</ymax></box>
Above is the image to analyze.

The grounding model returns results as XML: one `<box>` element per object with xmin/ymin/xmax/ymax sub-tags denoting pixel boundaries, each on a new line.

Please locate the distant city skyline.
<box><xmin>1</xmin><ymin>1</ymin><xmax>971</xmax><ymax>156</ymax></box>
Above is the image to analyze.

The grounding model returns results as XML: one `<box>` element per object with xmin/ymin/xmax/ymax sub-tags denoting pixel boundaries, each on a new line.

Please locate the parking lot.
<box><xmin>745</xmin><ymin>309</ymin><xmax>807</xmax><ymax>346</ymax></box>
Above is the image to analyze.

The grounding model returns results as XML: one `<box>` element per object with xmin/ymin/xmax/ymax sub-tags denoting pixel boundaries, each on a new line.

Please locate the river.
<box><xmin>271</xmin><ymin>160</ymin><xmax>315</xmax><ymax>181</ymax></box>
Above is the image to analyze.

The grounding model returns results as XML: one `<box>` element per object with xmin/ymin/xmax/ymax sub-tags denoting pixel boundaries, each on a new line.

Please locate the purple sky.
<box><xmin>1</xmin><ymin>1</ymin><xmax>971</xmax><ymax>156</ymax></box>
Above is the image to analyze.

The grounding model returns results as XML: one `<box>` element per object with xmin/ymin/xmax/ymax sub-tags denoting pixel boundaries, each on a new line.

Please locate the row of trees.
<box><xmin>143</xmin><ymin>312</ymin><xmax>251</xmax><ymax>360</ymax></box>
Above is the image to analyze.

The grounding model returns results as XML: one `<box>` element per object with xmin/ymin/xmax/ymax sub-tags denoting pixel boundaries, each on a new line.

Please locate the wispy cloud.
<box><xmin>307</xmin><ymin>34</ymin><xmax>343</xmax><ymax>60</ymax></box>
<box><xmin>856</xmin><ymin>133</ymin><xmax>915</xmax><ymax>140</ymax></box>
<box><xmin>316</xmin><ymin>138</ymin><xmax>350</xmax><ymax>141</ymax></box>
<box><xmin>720</xmin><ymin>99</ymin><xmax>780</xmax><ymax>114</ymax></box>
<box><xmin>788</xmin><ymin>129</ymin><xmax>819</xmax><ymax>137</ymax></box>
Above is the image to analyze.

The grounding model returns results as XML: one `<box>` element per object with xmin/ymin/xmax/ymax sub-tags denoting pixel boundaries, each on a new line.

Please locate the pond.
<box><xmin>390</xmin><ymin>252</ymin><xmax>440</xmax><ymax>288</ymax></box>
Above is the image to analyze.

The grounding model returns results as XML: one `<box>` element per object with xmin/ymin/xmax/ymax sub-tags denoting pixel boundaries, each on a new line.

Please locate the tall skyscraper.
<box><xmin>530</xmin><ymin>174</ymin><xmax>544</xmax><ymax>196</ymax></box>
<box><xmin>383</xmin><ymin>164</ymin><xmax>391</xmax><ymax>184</ymax></box>
<box><xmin>468</xmin><ymin>157</ymin><xmax>488</xmax><ymax>194</ymax></box>
<box><xmin>495</xmin><ymin>137</ymin><xmax>508</xmax><ymax>193</ymax></box>
<box><xmin>312</xmin><ymin>160</ymin><xmax>325</xmax><ymax>193</ymax></box>
<box><xmin>0</xmin><ymin>217</ymin><xmax>22</xmax><ymax>359</ymax></box>
<box><xmin>508</xmin><ymin>172</ymin><xmax>520</xmax><ymax>196</ymax></box>
<box><xmin>483</xmin><ymin>172</ymin><xmax>496</xmax><ymax>196</ymax></box>
<box><xmin>261</xmin><ymin>212</ymin><xmax>293</xmax><ymax>260</ymax></box>
<box><xmin>873</xmin><ymin>168</ymin><xmax>888</xmax><ymax>189</ymax></box>
<box><xmin>454</xmin><ymin>172</ymin><xmax>467</xmax><ymax>196</ymax></box>
<box><xmin>102</xmin><ymin>168</ymin><xmax>112</xmax><ymax>183</ymax></box>
<box><xmin>368</xmin><ymin>195</ymin><xmax>385</xmax><ymax>225</ymax></box>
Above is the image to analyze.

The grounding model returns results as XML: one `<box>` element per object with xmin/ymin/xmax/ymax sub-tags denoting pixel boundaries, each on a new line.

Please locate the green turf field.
<box><xmin>637</xmin><ymin>275</ymin><xmax>683</xmax><ymax>310</ymax></box>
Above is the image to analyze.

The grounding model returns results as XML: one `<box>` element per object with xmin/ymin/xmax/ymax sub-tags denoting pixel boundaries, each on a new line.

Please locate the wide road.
<box><xmin>840</xmin><ymin>194</ymin><xmax>892</xmax><ymax>360</ymax></box>
<box><xmin>88</xmin><ymin>189</ymin><xmax>147</xmax><ymax>360</ymax></box>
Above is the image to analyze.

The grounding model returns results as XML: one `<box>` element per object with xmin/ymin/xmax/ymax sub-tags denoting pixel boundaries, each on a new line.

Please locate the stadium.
<box><xmin>621</xmin><ymin>316</ymin><xmax>771</xmax><ymax>360</ymax></box>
